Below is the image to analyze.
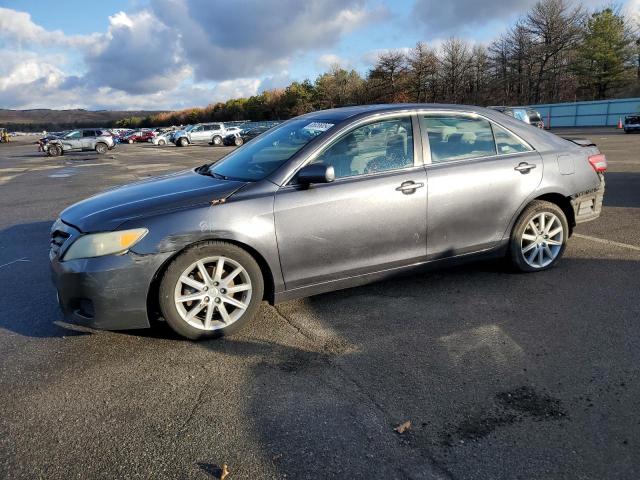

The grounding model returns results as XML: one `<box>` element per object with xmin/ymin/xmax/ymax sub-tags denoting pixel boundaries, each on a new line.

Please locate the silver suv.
<box><xmin>171</xmin><ymin>123</ymin><xmax>231</xmax><ymax>147</ymax></box>
<box><xmin>44</xmin><ymin>129</ymin><xmax>115</xmax><ymax>157</ymax></box>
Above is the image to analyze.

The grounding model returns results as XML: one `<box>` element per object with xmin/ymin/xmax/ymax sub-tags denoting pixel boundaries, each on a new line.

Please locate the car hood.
<box><xmin>60</xmin><ymin>169</ymin><xmax>247</xmax><ymax>232</ymax></box>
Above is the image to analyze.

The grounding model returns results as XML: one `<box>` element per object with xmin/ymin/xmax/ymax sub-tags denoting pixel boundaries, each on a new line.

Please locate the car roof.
<box><xmin>298</xmin><ymin>103</ymin><xmax>505</xmax><ymax>122</ymax></box>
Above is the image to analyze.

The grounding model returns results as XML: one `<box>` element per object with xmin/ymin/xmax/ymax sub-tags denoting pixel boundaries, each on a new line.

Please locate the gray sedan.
<box><xmin>50</xmin><ymin>104</ymin><xmax>606</xmax><ymax>339</ymax></box>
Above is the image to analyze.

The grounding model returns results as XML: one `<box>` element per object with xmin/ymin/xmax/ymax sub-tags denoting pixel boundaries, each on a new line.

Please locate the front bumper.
<box><xmin>571</xmin><ymin>174</ymin><xmax>605</xmax><ymax>224</ymax></box>
<box><xmin>50</xmin><ymin>222</ymin><xmax>172</xmax><ymax>330</ymax></box>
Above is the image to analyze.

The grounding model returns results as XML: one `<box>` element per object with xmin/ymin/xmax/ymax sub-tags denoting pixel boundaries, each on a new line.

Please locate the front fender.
<box><xmin>123</xmin><ymin>187</ymin><xmax>284</xmax><ymax>295</ymax></box>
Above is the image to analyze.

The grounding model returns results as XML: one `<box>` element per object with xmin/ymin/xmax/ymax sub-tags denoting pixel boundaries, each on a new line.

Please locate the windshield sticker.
<box><xmin>303</xmin><ymin>122</ymin><xmax>334</xmax><ymax>132</ymax></box>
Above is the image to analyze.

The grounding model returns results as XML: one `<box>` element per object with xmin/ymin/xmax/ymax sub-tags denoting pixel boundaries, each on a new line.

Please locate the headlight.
<box><xmin>63</xmin><ymin>228</ymin><xmax>148</xmax><ymax>261</ymax></box>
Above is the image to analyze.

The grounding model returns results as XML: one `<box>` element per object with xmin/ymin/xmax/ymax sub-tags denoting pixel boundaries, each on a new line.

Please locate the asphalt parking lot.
<box><xmin>0</xmin><ymin>132</ymin><xmax>639</xmax><ymax>479</ymax></box>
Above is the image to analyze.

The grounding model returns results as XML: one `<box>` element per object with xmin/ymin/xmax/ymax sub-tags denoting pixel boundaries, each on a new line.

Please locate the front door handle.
<box><xmin>395</xmin><ymin>181</ymin><xmax>424</xmax><ymax>194</ymax></box>
<box><xmin>514</xmin><ymin>162</ymin><xmax>536</xmax><ymax>174</ymax></box>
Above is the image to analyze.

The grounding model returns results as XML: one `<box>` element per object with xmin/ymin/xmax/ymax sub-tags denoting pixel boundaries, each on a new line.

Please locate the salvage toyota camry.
<box><xmin>50</xmin><ymin>104</ymin><xmax>606</xmax><ymax>339</ymax></box>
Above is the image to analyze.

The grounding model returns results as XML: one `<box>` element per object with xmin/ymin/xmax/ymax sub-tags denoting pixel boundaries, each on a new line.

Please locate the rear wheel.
<box><xmin>95</xmin><ymin>142</ymin><xmax>107</xmax><ymax>154</ymax></box>
<box><xmin>212</xmin><ymin>135</ymin><xmax>222</xmax><ymax>146</ymax></box>
<box><xmin>128</xmin><ymin>139</ymin><xmax>134</xmax><ymax>144</ymax></box>
<box><xmin>509</xmin><ymin>200</ymin><xmax>568</xmax><ymax>272</ymax></box>
<box><xmin>159</xmin><ymin>241</ymin><xmax>264</xmax><ymax>340</ymax></box>
<box><xmin>178</xmin><ymin>137</ymin><xmax>189</xmax><ymax>147</ymax></box>
<box><xmin>234</xmin><ymin>136</ymin><xmax>244</xmax><ymax>146</ymax></box>
<box><xmin>159</xmin><ymin>139</ymin><xmax>166</xmax><ymax>146</ymax></box>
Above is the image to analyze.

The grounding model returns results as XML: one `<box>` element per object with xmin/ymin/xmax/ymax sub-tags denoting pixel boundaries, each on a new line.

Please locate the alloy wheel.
<box><xmin>520</xmin><ymin>212</ymin><xmax>564</xmax><ymax>268</ymax></box>
<box><xmin>174</xmin><ymin>256</ymin><xmax>252</xmax><ymax>331</ymax></box>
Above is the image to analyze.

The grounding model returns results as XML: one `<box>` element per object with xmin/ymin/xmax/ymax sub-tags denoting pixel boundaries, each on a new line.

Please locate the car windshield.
<box><xmin>210</xmin><ymin>118</ymin><xmax>335</xmax><ymax>181</ymax></box>
<box><xmin>184</xmin><ymin>125</ymin><xmax>195</xmax><ymax>132</ymax></box>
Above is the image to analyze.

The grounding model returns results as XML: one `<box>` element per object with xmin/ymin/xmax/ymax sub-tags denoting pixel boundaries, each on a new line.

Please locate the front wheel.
<box><xmin>212</xmin><ymin>135</ymin><xmax>222</xmax><ymax>146</ymax></box>
<box><xmin>128</xmin><ymin>139</ymin><xmax>134</xmax><ymax>144</ymax></box>
<box><xmin>178</xmin><ymin>137</ymin><xmax>189</xmax><ymax>147</ymax></box>
<box><xmin>159</xmin><ymin>241</ymin><xmax>264</xmax><ymax>340</ymax></box>
<box><xmin>95</xmin><ymin>142</ymin><xmax>107</xmax><ymax>154</ymax></box>
<box><xmin>48</xmin><ymin>145</ymin><xmax>61</xmax><ymax>157</ymax></box>
<box><xmin>509</xmin><ymin>200</ymin><xmax>569</xmax><ymax>272</ymax></box>
<box><xmin>234</xmin><ymin>136</ymin><xmax>244</xmax><ymax>147</ymax></box>
<box><xmin>159</xmin><ymin>139</ymin><xmax>166</xmax><ymax>146</ymax></box>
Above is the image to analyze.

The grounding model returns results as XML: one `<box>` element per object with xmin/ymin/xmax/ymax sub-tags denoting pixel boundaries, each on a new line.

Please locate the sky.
<box><xmin>0</xmin><ymin>0</ymin><xmax>638</xmax><ymax>111</ymax></box>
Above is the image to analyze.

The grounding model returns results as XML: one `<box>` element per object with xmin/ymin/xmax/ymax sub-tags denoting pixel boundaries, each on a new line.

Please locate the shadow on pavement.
<box><xmin>197</xmin><ymin>254</ymin><xmax>640</xmax><ymax>479</ymax></box>
<box><xmin>0</xmin><ymin>220</ymin><xmax>88</xmax><ymax>338</ymax></box>
<box><xmin>602</xmin><ymin>172</ymin><xmax>640</xmax><ymax>209</ymax></box>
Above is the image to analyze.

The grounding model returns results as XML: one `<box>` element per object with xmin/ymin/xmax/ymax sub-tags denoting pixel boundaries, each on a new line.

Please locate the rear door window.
<box><xmin>492</xmin><ymin>124</ymin><xmax>533</xmax><ymax>155</ymax></box>
<box><xmin>422</xmin><ymin>115</ymin><xmax>496</xmax><ymax>163</ymax></box>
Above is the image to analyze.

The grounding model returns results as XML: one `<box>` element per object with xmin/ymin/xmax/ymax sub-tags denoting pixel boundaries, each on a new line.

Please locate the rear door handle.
<box><xmin>395</xmin><ymin>181</ymin><xmax>424</xmax><ymax>194</ymax></box>
<box><xmin>514</xmin><ymin>162</ymin><xmax>536</xmax><ymax>173</ymax></box>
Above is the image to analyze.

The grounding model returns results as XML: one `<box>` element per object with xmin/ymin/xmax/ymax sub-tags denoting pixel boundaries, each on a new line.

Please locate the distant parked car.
<box><xmin>123</xmin><ymin>131</ymin><xmax>154</xmax><ymax>144</ymax></box>
<box><xmin>526</xmin><ymin>109</ymin><xmax>544</xmax><ymax>129</ymax></box>
<box><xmin>623</xmin><ymin>115</ymin><xmax>640</xmax><ymax>133</ymax></box>
<box><xmin>43</xmin><ymin>129</ymin><xmax>115</xmax><ymax>156</ymax></box>
<box><xmin>151</xmin><ymin>131</ymin><xmax>173</xmax><ymax>146</ymax></box>
<box><xmin>172</xmin><ymin>122</ymin><xmax>233</xmax><ymax>147</ymax></box>
<box><xmin>488</xmin><ymin>106</ymin><xmax>544</xmax><ymax>129</ymax></box>
<box><xmin>223</xmin><ymin>125</ymin><xmax>272</xmax><ymax>146</ymax></box>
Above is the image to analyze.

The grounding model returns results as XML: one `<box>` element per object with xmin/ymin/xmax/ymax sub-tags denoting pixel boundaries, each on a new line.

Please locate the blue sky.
<box><xmin>0</xmin><ymin>0</ymin><xmax>636</xmax><ymax>110</ymax></box>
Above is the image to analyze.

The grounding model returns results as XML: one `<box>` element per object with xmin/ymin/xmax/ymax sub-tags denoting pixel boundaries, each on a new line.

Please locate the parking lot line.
<box><xmin>573</xmin><ymin>233</ymin><xmax>640</xmax><ymax>252</ymax></box>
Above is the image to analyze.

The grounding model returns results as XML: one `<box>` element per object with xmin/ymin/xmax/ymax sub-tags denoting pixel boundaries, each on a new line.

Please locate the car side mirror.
<box><xmin>297</xmin><ymin>164</ymin><xmax>335</xmax><ymax>185</ymax></box>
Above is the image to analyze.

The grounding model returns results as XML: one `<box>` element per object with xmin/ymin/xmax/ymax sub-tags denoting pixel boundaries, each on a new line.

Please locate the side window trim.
<box><xmin>284</xmin><ymin>113</ymin><xmax>422</xmax><ymax>186</ymax></box>
<box><xmin>419</xmin><ymin>112</ymin><xmax>535</xmax><ymax>166</ymax></box>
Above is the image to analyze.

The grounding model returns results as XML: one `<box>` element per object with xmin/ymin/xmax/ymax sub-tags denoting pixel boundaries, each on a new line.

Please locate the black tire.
<box><xmin>158</xmin><ymin>241</ymin><xmax>264</xmax><ymax>340</ymax></box>
<box><xmin>95</xmin><ymin>142</ymin><xmax>107</xmax><ymax>154</ymax></box>
<box><xmin>509</xmin><ymin>200</ymin><xmax>569</xmax><ymax>273</ymax></box>
<box><xmin>48</xmin><ymin>145</ymin><xmax>61</xmax><ymax>157</ymax></box>
<box><xmin>159</xmin><ymin>139</ymin><xmax>166</xmax><ymax>146</ymax></box>
<box><xmin>212</xmin><ymin>135</ymin><xmax>222</xmax><ymax>146</ymax></box>
<box><xmin>234</xmin><ymin>136</ymin><xmax>244</xmax><ymax>146</ymax></box>
<box><xmin>178</xmin><ymin>137</ymin><xmax>189</xmax><ymax>147</ymax></box>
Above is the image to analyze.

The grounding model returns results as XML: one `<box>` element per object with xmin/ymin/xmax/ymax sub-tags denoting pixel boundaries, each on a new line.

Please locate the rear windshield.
<box><xmin>625</xmin><ymin>116</ymin><xmax>640</xmax><ymax>124</ymax></box>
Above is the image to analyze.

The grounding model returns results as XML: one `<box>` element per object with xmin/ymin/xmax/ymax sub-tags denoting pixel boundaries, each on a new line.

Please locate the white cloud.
<box><xmin>625</xmin><ymin>0</ymin><xmax>640</xmax><ymax>26</ymax></box>
<box><xmin>316</xmin><ymin>54</ymin><xmax>346</xmax><ymax>70</ymax></box>
<box><xmin>0</xmin><ymin>7</ymin><xmax>100</xmax><ymax>49</ymax></box>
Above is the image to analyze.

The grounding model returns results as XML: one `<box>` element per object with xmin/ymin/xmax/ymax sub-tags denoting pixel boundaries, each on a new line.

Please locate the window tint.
<box><xmin>423</xmin><ymin>116</ymin><xmax>496</xmax><ymax>163</ymax></box>
<box><xmin>492</xmin><ymin>124</ymin><xmax>532</xmax><ymax>154</ymax></box>
<box><xmin>65</xmin><ymin>130</ymin><xmax>81</xmax><ymax>139</ymax></box>
<box><xmin>82</xmin><ymin>130</ymin><xmax>95</xmax><ymax>137</ymax></box>
<box><xmin>312</xmin><ymin>117</ymin><xmax>414</xmax><ymax>179</ymax></box>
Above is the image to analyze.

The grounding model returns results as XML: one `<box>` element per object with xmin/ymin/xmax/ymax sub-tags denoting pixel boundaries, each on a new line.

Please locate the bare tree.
<box><xmin>367</xmin><ymin>51</ymin><xmax>409</xmax><ymax>102</ymax></box>
<box><xmin>439</xmin><ymin>37</ymin><xmax>472</xmax><ymax>103</ymax></box>
<box><xmin>525</xmin><ymin>0</ymin><xmax>584</xmax><ymax>103</ymax></box>
<box><xmin>406</xmin><ymin>42</ymin><xmax>439</xmax><ymax>102</ymax></box>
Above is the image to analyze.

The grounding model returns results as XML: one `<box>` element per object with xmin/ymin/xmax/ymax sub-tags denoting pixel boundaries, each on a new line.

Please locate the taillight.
<box><xmin>588</xmin><ymin>153</ymin><xmax>607</xmax><ymax>172</ymax></box>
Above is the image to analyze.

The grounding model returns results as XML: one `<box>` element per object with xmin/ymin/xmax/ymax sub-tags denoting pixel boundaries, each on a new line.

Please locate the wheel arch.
<box><xmin>505</xmin><ymin>189</ymin><xmax>575</xmax><ymax>242</ymax></box>
<box><xmin>146</xmin><ymin>238</ymin><xmax>276</xmax><ymax>325</ymax></box>
<box><xmin>532</xmin><ymin>192</ymin><xmax>575</xmax><ymax>233</ymax></box>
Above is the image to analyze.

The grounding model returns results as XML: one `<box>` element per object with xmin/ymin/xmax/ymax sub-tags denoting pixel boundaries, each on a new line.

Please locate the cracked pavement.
<box><xmin>0</xmin><ymin>132</ymin><xmax>639</xmax><ymax>479</ymax></box>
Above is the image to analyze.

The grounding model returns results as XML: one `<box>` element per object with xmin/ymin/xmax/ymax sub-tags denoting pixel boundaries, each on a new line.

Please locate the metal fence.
<box><xmin>527</xmin><ymin>98</ymin><xmax>640</xmax><ymax>128</ymax></box>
